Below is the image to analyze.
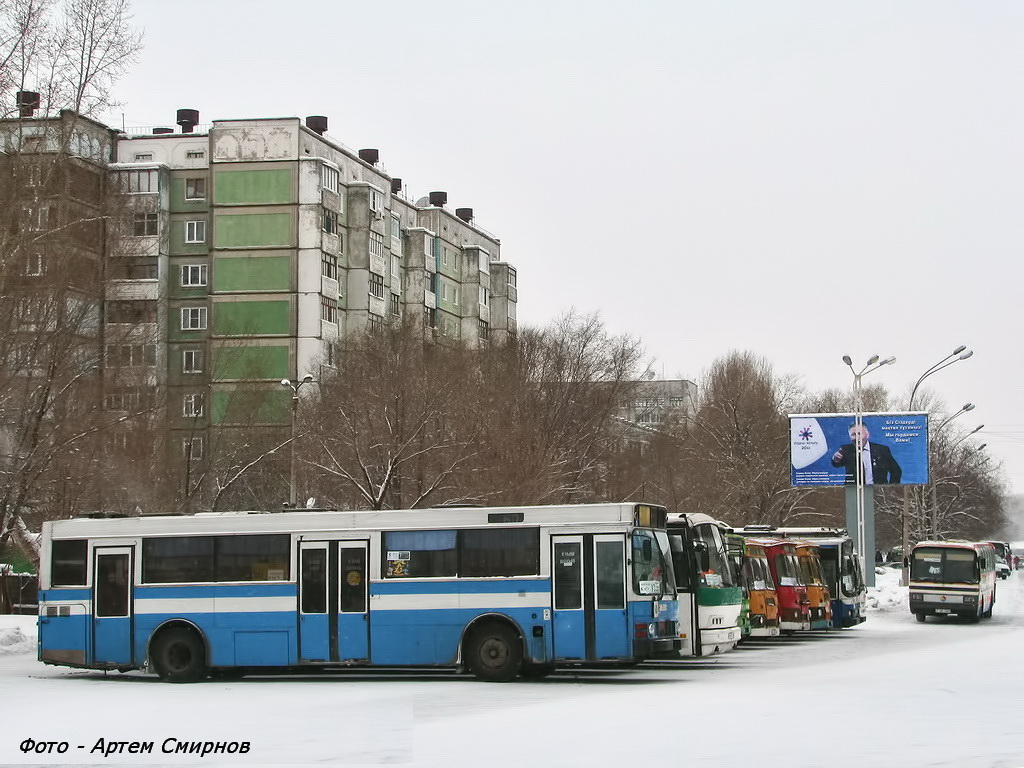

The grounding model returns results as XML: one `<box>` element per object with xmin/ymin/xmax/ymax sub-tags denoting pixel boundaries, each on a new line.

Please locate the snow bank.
<box><xmin>0</xmin><ymin>615</ymin><xmax>36</xmax><ymax>655</ymax></box>
<box><xmin>867</xmin><ymin>565</ymin><xmax>908</xmax><ymax>612</ymax></box>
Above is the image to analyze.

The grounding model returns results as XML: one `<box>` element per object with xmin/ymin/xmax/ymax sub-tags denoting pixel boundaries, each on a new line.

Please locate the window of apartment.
<box><xmin>24</xmin><ymin>251</ymin><xmax>43</xmax><ymax>276</ymax></box>
<box><xmin>321</xmin><ymin>163</ymin><xmax>339</xmax><ymax>193</ymax></box>
<box><xmin>390</xmin><ymin>293</ymin><xmax>400</xmax><ymax>316</ymax></box>
<box><xmin>369</xmin><ymin>272</ymin><xmax>385</xmax><ymax>299</ymax></box>
<box><xmin>442</xmin><ymin>246</ymin><xmax>459</xmax><ymax>270</ymax></box>
<box><xmin>441</xmin><ymin>281</ymin><xmax>459</xmax><ymax>307</ymax></box>
<box><xmin>322</xmin><ymin>209</ymin><xmax>338</xmax><ymax>234</ymax></box>
<box><xmin>107</xmin><ymin>300</ymin><xmax>157</xmax><ymax>324</ymax></box>
<box><xmin>185</xmin><ymin>177</ymin><xmax>206</xmax><ymax>200</ymax></box>
<box><xmin>508</xmin><ymin>267</ymin><xmax>517</xmax><ymax>287</ymax></box>
<box><xmin>123</xmin><ymin>169</ymin><xmax>157</xmax><ymax>193</ymax></box>
<box><xmin>185</xmin><ymin>220</ymin><xmax>206</xmax><ymax>244</ymax></box>
<box><xmin>180</xmin><ymin>306</ymin><xmax>207</xmax><ymax>331</ymax></box>
<box><xmin>424</xmin><ymin>307</ymin><xmax>436</xmax><ymax>329</ymax></box>
<box><xmin>390</xmin><ymin>254</ymin><xmax>401</xmax><ymax>280</ymax></box>
<box><xmin>425</xmin><ymin>274</ymin><xmax>435</xmax><ymax>295</ymax></box>
<box><xmin>478</xmin><ymin>251</ymin><xmax>490</xmax><ymax>274</ymax></box>
<box><xmin>133</xmin><ymin>152</ymin><xmax>154</xmax><ymax>162</ymax></box>
<box><xmin>182</xmin><ymin>349</ymin><xmax>204</xmax><ymax>373</ymax></box>
<box><xmin>479</xmin><ymin>286</ymin><xmax>490</xmax><ymax>306</ymax></box>
<box><xmin>320</xmin><ymin>295</ymin><xmax>338</xmax><ymax>324</ymax></box>
<box><xmin>104</xmin><ymin>386</ymin><xmax>144</xmax><ymax>411</ymax></box>
<box><xmin>183</xmin><ymin>436</ymin><xmax>203</xmax><ymax>462</ymax></box>
<box><xmin>369</xmin><ymin>188</ymin><xmax>383</xmax><ymax>215</ymax></box>
<box><xmin>106</xmin><ymin>343</ymin><xmax>156</xmax><ymax>367</ymax></box>
<box><xmin>185</xmin><ymin>150</ymin><xmax>206</xmax><ymax>160</ymax></box>
<box><xmin>368</xmin><ymin>313</ymin><xmax>384</xmax><ymax>333</ymax></box>
<box><xmin>180</xmin><ymin>264</ymin><xmax>207</xmax><ymax>287</ymax></box>
<box><xmin>390</xmin><ymin>214</ymin><xmax>401</xmax><ymax>242</ymax></box>
<box><xmin>369</xmin><ymin>231</ymin><xmax>385</xmax><ymax>259</ymax></box>
<box><xmin>478</xmin><ymin>320</ymin><xmax>490</xmax><ymax>341</ymax></box>
<box><xmin>132</xmin><ymin>213</ymin><xmax>158</xmax><ymax>236</ymax></box>
<box><xmin>183</xmin><ymin>393</ymin><xmax>205</xmax><ymax>418</ymax></box>
<box><xmin>321</xmin><ymin>251</ymin><xmax>338</xmax><ymax>280</ymax></box>
<box><xmin>23</xmin><ymin>204</ymin><xmax>51</xmax><ymax>232</ymax></box>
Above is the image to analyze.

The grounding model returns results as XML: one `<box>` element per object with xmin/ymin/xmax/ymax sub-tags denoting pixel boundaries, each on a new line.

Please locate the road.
<box><xmin>1</xmin><ymin>567</ymin><xmax>1022</xmax><ymax>767</ymax></box>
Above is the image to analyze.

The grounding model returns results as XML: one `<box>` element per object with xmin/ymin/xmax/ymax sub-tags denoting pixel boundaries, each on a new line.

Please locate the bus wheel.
<box><xmin>465</xmin><ymin>623</ymin><xmax>522</xmax><ymax>682</ymax></box>
<box><xmin>915</xmin><ymin>612</ymin><xmax>926</xmax><ymax>623</ymax></box>
<box><xmin>152</xmin><ymin>627</ymin><xmax>207</xmax><ymax>683</ymax></box>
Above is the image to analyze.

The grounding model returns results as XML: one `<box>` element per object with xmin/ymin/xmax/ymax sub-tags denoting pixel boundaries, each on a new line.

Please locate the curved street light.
<box><xmin>901</xmin><ymin>346</ymin><xmax>973</xmax><ymax>585</ymax></box>
<box><xmin>281</xmin><ymin>374</ymin><xmax>315</xmax><ymax>507</ymax></box>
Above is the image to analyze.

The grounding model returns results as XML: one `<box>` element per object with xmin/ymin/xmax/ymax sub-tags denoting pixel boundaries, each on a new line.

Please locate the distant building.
<box><xmin>618</xmin><ymin>378</ymin><xmax>698</xmax><ymax>438</ymax></box>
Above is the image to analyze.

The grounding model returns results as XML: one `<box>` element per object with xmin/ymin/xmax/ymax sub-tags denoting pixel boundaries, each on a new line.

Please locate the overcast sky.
<box><xmin>99</xmin><ymin>1</ymin><xmax>1024</xmax><ymax>496</ymax></box>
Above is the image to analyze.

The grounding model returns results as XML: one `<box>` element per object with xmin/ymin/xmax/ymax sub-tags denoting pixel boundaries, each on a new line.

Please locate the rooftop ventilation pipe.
<box><xmin>428</xmin><ymin>191</ymin><xmax>447</xmax><ymax>207</ymax></box>
<box><xmin>455</xmin><ymin>208</ymin><xmax>474</xmax><ymax>223</ymax></box>
<box><xmin>305</xmin><ymin>116</ymin><xmax>328</xmax><ymax>135</ymax></box>
<box><xmin>358</xmin><ymin>148</ymin><xmax>379</xmax><ymax>165</ymax></box>
<box><xmin>176</xmin><ymin>108</ymin><xmax>200</xmax><ymax>133</ymax></box>
<box><xmin>16</xmin><ymin>91</ymin><xmax>40</xmax><ymax>117</ymax></box>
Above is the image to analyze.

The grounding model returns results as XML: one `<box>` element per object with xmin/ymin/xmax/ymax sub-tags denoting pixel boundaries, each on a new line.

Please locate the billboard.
<box><xmin>789</xmin><ymin>412</ymin><xmax>929</xmax><ymax>487</ymax></box>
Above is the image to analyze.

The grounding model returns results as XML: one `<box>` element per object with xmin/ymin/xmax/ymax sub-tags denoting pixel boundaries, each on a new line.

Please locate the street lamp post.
<box><xmin>281</xmin><ymin>374</ymin><xmax>314</xmax><ymax>507</ymax></box>
<box><xmin>901</xmin><ymin>345</ymin><xmax>973</xmax><ymax>585</ymax></box>
<box><xmin>843</xmin><ymin>354</ymin><xmax>896</xmax><ymax>584</ymax></box>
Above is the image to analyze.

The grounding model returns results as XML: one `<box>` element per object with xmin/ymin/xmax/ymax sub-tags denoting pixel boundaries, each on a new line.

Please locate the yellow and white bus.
<box><xmin>909</xmin><ymin>540</ymin><xmax>997</xmax><ymax>623</ymax></box>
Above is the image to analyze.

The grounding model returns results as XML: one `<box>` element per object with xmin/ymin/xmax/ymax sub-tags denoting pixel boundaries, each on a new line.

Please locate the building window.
<box><xmin>107</xmin><ymin>300</ymin><xmax>157</xmax><ymax>324</ymax></box>
<box><xmin>133</xmin><ymin>213</ymin><xmax>158</xmax><ymax>236</ymax></box>
<box><xmin>425</xmin><ymin>274</ymin><xmax>435</xmax><ymax>294</ymax></box>
<box><xmin>322</xmin><ymin>209</ymin><xmax>338</xmax><ymax>234</ymax></box>
<box><xmin>24</xmin><ymin>251</ymin><xmax>43</xmax><ymax>276</ymax></box>
<box><xmin>133</xmin><ymin>152</ymin><xmax>153</xmax><ymax>162</ymax></box>
<box><xmin>391</xmin><ymin>214</ymin><xmax>401</xmax><ymax>242</ymax></box>
<box><xmin>369</xmin><ymin>273</ymin><xmax>385</xmax><ymax>299</ymax></box>
<box><xmin>508</xmin><ymin>267</ymin><xmax>517</xmax><ymax>287</ymax></box>
<box><xmin>180</xmin><ymin>306</ymin><xmax>207</xmax><ymax>331</ymax></box>
<box><xmin>478</xmin><ymin>251</ymin><xmax>490</xmax><ymax>274</ymax></box>
<box><xmin>182</xmin><ymin>349</ymin><xmax>204</xmax><ymax>373</ymax></box>
<box><xmin>106</xmin><ymin>343</ymin><xmax>156</xmax><ymax>367</ymax></box>
<box><xmin>478</xmin><ymin>320</ymin><xmax>490</xmax><ymax>341</ymax></box>
<box><xmin>183</xmin><ymin>393</ymin><xmax>205</xmax><ymax>418</ymax></box>
<box><xmin>185</xmin><ymin>150</ymin><xmax>205</xmax><ymax>159</ymax></box>
<box><xmin>183</xmin><ymin>437</ymin><xmax>203</xmax><ymax>461</ymax></box>
<box><xmin>185</xmin><ymin>178</ymin><xmax>206</xmax><ymax>200</ymax></box>
<box><xmin>369</xmin><ymin>188</ymin><xmax>383</xmax><ymax>215</ymax></box>
<box><xmin>185</xmin><ymin>220</ymin><xmax>206</xmax><ymax>244</ymax></box>
<box><xmin>321</xmin><ymin>164</ymin><xmax>339</xmax><ymax>193</ymax></box>
<box><xmin>424</xmin><ymin>307</ymin><xmax>436</xmax><ymax>329</ymax></box>
<box><xmin>104</xmin><ymin>387</ymin><xmax>144</xmax><ymax>411</ymax></box>
<box><xmin>321</xmin><ymin>252</ymin><xmax>337</xmax><ymax>280</ymax></box>
<box><xmin>123</xmin><ymin>169</ymin><xmax>157</xmax><ymax>193</ymax></box>
<box><xmin>369</xmin><ymin>313</ymin><xmax>384</xmax><ymax>333</ymax></box>
<box><xmin>390</xmin><ymin>293</ymin><xmax>400</xmax><ymax>316</ymax></box>
<box><xmin>181</xmin><ymin>264</ymin><xmax>207</xmax><ymax>287</ymax></box>
<box><xmin>390</xmin><ymin>254</ymin><xmax>401</xmax><ymax>280</ymax></box>
<box><xmin>320</xmin><ymin>295</ymin><xmax>338</xmax><ymax>324</ymax></box>
<box><xmin>369</xmin><ymin>231</ymin><xmax>385</xmax><ymax>258</ymax></box>
<box><xmin>479</xmin><ymin>286</ymin><xmax>489</xmax><ymax>306</ymax></box>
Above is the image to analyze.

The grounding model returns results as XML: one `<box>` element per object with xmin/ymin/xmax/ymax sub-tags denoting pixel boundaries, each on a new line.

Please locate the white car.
<box><xmin>996</xmin><ymin>557</ymin><xmax>1011</xmax><ymax>579</ymax></box>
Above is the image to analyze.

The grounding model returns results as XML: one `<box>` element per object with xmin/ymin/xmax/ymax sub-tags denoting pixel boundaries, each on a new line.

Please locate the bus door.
<box><xmin>299</xmin><ymin>541</ymin><xmax>369</xmax><ymax>663</ymax></box>
<box><xmin>551</xmin><ymin>534</ymin><xmax>630</xmax><ymax>662</ymax></box>
<box><xmin>91</xmin><ymin>546</ymin><xmax>134</xmax><ymax>666</ymax></box>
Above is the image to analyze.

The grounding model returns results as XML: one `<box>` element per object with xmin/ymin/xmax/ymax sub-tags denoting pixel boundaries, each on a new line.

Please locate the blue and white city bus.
<box><xmin>38</xmin><ymin>502</ymin><xmax>680</xmax><ymax>682</ymax></box>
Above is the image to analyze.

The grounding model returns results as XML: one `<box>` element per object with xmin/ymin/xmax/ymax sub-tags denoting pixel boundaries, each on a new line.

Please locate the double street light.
<box><xmin>843</xmin><ymin>354</ymin><xmax>896</xmax><ymax>581</ymax></box>
<box><xmin>281</xmin><ymin>374</ymin><xmax>314</xmax><ymax>507</ymax></box>
<box><xmin>901</xmin><ymin>345</ymin><xmax>973</xmax><ymax>584</ymax></box>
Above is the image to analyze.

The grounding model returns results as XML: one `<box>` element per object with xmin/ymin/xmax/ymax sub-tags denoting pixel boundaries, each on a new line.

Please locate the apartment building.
<box><xmin>2</xmin><ymin>103</ymin><xmax>519</xmax><ymax>480</ymax></box>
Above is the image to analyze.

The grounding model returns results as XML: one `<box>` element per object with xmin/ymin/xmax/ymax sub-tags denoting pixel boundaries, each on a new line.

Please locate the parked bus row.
<box><xmin>36</xmin><ymin>503</ymin><xmax>868</xmax><ymax>683</ymax></box>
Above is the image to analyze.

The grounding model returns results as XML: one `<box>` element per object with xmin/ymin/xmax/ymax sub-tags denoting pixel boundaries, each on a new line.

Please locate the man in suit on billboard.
<box><xmin>830</xmin><ymin>423</ymin><xmax>902</xmax><ymax>485</ymax></box>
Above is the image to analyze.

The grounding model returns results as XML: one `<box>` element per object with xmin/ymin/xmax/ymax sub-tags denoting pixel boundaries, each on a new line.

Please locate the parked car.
<box><xmin>996</xmin><ymin>557</ymin><xmax>1011</xmax><ymax>579</ymax></box>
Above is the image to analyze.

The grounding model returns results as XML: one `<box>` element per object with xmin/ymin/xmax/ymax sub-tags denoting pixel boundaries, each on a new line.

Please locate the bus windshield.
<box><xmin>911</xmin><ymin>548</ymin><xmax>978</xmax><ymax>583</ymax></box>
<box><xmin>774</xmin><ymin>554</ymin><xmax>801</xmax><ymax>586</ymax></box>
<box><xmin>632</xmin><ymin>530</ymin><xmax>675</xmax><ymax>597</ymax></box>
<box><xmin>693</xmin><ymin>524</ymin><xmax>735</xmax><ymax>587</ymax></box>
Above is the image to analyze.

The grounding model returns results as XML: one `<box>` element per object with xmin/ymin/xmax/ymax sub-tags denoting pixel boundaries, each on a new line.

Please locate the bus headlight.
<box><xmin>910</xmin><ymin>593</ymin><xmax>922</xmax><ymax>602</ymax></box>
<box><xmin>649</xmin><ymin>623</ymin><xmax>657</xmax><ymax>637</ymax></box>
<box><xmin>963</xmin><ymin>595</ymin><xmax>977</xmax><ymax>605</ymax></box>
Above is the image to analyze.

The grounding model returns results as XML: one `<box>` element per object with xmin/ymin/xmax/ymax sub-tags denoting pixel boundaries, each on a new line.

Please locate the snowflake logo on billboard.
<box><xmin>799</xmin><ymin>426</ymin><xmax>814</xmax><ymax>441</ymax></box>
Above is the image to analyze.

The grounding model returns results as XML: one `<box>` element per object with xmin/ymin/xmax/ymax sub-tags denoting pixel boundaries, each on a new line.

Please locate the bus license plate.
<box><xmin>935</xmin><ymin>608</ymin><xmax>952</xmax><ymax>614</ymax></box>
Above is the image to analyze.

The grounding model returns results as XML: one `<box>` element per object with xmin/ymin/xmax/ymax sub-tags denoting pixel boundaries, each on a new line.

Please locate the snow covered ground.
<box><xmin>1</xmin><ymin>567</ymin><xmax>1022</xmax><ymax>767</ymax></box>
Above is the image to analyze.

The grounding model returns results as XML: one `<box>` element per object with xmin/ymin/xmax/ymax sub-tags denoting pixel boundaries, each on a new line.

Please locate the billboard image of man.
<box><xmin>830</xmin><ymin>423</ymin><xmax>902</xmax><ymax>485</ymax></box>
